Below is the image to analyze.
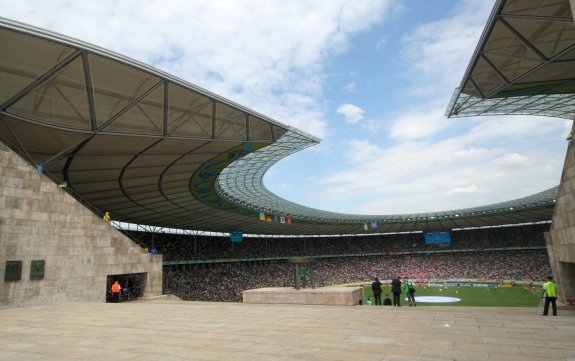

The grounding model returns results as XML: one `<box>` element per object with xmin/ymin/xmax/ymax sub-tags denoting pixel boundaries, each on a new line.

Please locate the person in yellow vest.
<box><xmin>542</xmin><ymin>275</ymin><xmax>558</xmax><ymax>316</ymax></box>
<box><xmin>103</xmin><ymin>212</ymin><xmax>111</xmax><ymax>223</ymax></box>
<box><xmin>111</xmin><ymin>281</ymin><xmax>122</xmax><ymax>303</ymax></box>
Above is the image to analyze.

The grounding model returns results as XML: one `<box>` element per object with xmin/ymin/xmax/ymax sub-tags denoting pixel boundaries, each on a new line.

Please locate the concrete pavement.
<box><xmin>0</xmin><ymin>300</ymin><xmax>574</xmax><ymax>361</ymax></box>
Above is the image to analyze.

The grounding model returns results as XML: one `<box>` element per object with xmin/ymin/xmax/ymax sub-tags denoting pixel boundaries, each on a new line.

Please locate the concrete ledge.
<box><xmin>242</xmin><ymin>286</ymin><xmax>363</xmax><ymax>306</ymax></box>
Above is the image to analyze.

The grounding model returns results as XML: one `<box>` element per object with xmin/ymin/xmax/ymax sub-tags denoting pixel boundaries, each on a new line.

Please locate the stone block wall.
<box><xmin>546</xmin><ymin>120</ymin><xmax>575</xmax><ymax>302</ymax></box>
<box><xmin>0</xmin><ymin>143</ymin><xmax>162</xmax><ymax>308</ymax></box>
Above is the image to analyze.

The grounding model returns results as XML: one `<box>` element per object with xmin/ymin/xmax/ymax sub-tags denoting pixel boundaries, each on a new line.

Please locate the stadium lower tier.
<box><xmin>163</xmin><ymin>250</ymin><xmax>550</xmax><ymax>302</ymax></box>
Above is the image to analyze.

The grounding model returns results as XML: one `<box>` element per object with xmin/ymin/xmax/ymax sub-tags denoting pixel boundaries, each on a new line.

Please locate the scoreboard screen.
<box><xmin>424</xmin><ymin>230</ymin><xmax>451</xmax><ymax>244</ymax></box>
<box><xmin>230</xmin><ymin>231</ymin><xmax>243</xmax><ymax>243</ymax></box>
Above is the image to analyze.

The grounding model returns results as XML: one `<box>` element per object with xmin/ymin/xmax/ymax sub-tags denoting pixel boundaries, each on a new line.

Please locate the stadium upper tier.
<box><xmin>0</xmin><ymin>16</ymin><xmax>563</xmax><ymax>235</ymax></box>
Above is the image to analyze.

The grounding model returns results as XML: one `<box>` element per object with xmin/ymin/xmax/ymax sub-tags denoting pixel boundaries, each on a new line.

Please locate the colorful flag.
<box><xmin>280</xmin><ymin>216</ymin><xmax>286</xmax><ymax>224</ymax></box>
<box><xmin>363</xmin><ymin>223</ymin><xmax>368</xmax><ymax>231</ymax></box>
<box><xmin>370</xmin><ymin>221</ymin><xmax>378</xmax><ymax>229</ymax></box>
<box><xmin>259</xmin><ymin>212</ymin><xmax>265</xmax><ymax>221</ymax></box>
<box><xmin>273</xmin><ymin>215</ymin><xmax>279</xmax><ymax>223</ymax></box>
<box><xmin>266</xmin><ymin>215</ymin><xmax>272</xmax><ymax>222</ymax></box>
<box><xmin>567</xmin><ymin>131</ymin><xmax>572</xmax><ymax>141</ymax></box>
<box><xmin>286</xmin><ymin>217</ymin><xmax>293</xmax><ymax>224</ymax></box>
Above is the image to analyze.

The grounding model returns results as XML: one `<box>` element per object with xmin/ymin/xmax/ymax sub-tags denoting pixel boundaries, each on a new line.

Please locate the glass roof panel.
<box><xmin>446</xmin><ymin>88</ymin><xmax>575</xmax><ymax>119</ymax></box>
<box><xmin>217</xmin><ymin>131</ymin><xmax>558</xmax><ymax>225</ymax></box>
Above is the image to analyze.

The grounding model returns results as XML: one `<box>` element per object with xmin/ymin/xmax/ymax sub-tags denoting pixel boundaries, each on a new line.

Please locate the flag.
<box><xmin>259</xmin><ymin>212</ymin><xmax>265</xmax><ymax>221</ymax></box>
<box><xmin>266</xmin><ymin>215</ymin><xmax>272</xmax><ymax>222</ymax></box>
<box><xmin>286</xmin><ymin>217</ymin><xmax>293</xmax><ymax>224</ymax></box>
<box><xmin>273</xmin><ymin>215</ymin><xmax>279</xmax><ymax>223</ymax></box>
<box><xmin>370</xmin><ymin>221</ymin><xmax>378</xmax><ymax>229</ymax></box>
<box><xmin>567</xmin><ymin>131</ymin><xmax>573</xmax><ymax>141</ymax></box>
<box><xmin>280</xmin><ymin>216</ymin><xmax>286</xmax><ymax>224</ymax></box>
<box><xmin>363</xmin><ymin>223</ymin><xmax>368</xmax><ymax>231</ymax></box>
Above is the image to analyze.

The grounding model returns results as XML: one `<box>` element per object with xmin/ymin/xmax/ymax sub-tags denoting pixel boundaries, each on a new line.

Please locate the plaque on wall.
<box><xmin>30</xmin><ymin>260</ymin><xmax>45</xmax><ymax>281</ymax></box>
<box><xmin>5</xmin><ymin>260</ymin><xmax>22</xmax><ymax>282</ymax></box>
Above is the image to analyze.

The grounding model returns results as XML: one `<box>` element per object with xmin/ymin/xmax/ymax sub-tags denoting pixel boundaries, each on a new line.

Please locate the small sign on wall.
<box><xmin>30</xmin><ymin>260</ymin><xmax>45</xmax><ymax>281</ymax></box>
<box><xmin>4</xmin><ymin>260</ymin><xmax>22</xmax><ymax>282</ymax></box>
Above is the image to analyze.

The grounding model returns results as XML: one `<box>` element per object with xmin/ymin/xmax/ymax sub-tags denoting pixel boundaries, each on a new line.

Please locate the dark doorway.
<box><xmin>106</xmin><ymin>273</ymin><xmax>147</xmax><ymax>302</ymax></box>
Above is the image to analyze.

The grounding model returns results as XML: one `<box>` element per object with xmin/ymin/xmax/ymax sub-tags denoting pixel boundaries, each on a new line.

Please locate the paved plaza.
<box><xmin>0</xmin><ymin>299</ymin><xmax>574</xmax><ymax>361</ymax></box>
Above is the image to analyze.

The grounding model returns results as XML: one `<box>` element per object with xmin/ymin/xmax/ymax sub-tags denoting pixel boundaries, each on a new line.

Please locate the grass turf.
<box><xmin>363</xmin><ymin>285</ymin><xmax>541</xmax><ymax>307</ymax></box>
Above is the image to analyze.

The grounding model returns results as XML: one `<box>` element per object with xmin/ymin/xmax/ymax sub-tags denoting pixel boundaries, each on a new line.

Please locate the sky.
<box><xmin>1</xmin><ymin>0</ymin><xmax>572</xmax><ymax>215</ymax></box>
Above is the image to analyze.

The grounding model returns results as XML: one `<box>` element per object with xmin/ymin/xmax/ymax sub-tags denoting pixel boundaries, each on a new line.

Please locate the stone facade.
<box><xmin>546</xmin><ymin>120</ymin><xmax>575</xmax><ymax>303</ymax></box>
<box><xmin>0</xmin><ymin>143</ymin><xmax>162</xmax><ymax>308</ymax></box>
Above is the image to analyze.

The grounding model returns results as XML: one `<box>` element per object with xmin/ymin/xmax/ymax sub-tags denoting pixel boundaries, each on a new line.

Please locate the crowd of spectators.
<box><xmin>138</xmin><ymin>223</ymin><xmax>552</xmax><ymax>302</ymax></box>
<box><xmin>132</xmin><ymin>223</ymin><xmax>549</xmax><ymax>261</ymax></box>
<box><xmin>165</xmin><ymin>250</ymin><xmax>551</xmax><ymax>302</ymax></box>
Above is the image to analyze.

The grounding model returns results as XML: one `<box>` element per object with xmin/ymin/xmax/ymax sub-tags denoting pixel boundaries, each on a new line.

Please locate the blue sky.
<box><xmin>2</xmin><ymin>0</ymin><xmax>571</xmax><ymax>215</ymax></box>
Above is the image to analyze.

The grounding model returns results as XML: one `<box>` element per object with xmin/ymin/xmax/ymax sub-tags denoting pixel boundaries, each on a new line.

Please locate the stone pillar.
<box><xmin>546</xmin><ymin>120</ymin><xmax>575</xmax><ymax>303</ymax></box>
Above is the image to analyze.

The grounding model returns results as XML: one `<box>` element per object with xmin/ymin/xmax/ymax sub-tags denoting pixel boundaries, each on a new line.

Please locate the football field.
<box><xmin>363</xmin><ymin>285</ymin><xmax>541</xmax><ymax>307</ymax></box>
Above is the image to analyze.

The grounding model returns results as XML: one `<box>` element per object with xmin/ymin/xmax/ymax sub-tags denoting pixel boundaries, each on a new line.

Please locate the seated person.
<box><xmin>383</xmin><ymin>294</ymin><xmax>392</xmax><ymax>306</ymax></box>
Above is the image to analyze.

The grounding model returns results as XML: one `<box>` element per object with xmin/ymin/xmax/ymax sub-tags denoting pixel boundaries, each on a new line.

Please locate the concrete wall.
<box><xmin>243</xmin><ymin>287</ymin><xmax>363</xmax><ymax>306</ymax></box>
<box><xmin>0</xmin><ymin>143</ymin><xmax>162</xmax><ymax>308</ymax></box>
<box><xmin>546</xmin><ymin>120</ymin><xmax>575</xmax><ymax>302</ymax></box>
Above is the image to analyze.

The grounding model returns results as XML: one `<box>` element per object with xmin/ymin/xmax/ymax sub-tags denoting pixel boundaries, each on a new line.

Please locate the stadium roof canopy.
<box><xmin>0</xmin><ymin>14</ymin><xmax>565</xmax><ymax>236</ymax></box>
<box><xmin>446</xmin><ymin>0</ymin><xmax>575</xmax><ymax>119</ymax></box>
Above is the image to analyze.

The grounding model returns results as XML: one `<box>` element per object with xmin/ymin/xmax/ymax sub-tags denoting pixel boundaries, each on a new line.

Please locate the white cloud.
<box><xmin>308</xmin><ymin>112</ymin><xmax>567</xmax><ymax>214</ymax></box>
<box><xmin>343</xmin><ymin>82</ymin><xmax>357</xmax><ymax>93</ymax></box>
<box><xmin>490</xmin><ymin>153</ymin><xmax>530</xmax><ymax>167</ymax></box>
<box><xmin>343</xmin><ymin>139</ymin><xmax>382</xmax><ymax>163</ymax></box>
<box><xmin>388</xmin><ymin>106</ymin><xmax>453</xmax><ymax>141</ymax></box>
<box><xmin>298</xmin><ymin>0</ymin><xmax>566</xmax><ymax>214</ymax></box>
<box><xmin>400</xmin><ymin>0</ymin><xmax>495</xmax><ymax>97</ymax></box>
<box><xmin>447</xmin><ymin>184</ymin><xmax>479</xmax><ymax>195</ymax></box>
<box><xmin>337</xmin><ymin>103</ymin><xmax>365</xmax><ymax>124</ymax></box>
<box><xmin>362</xmin><ymin>118</ymin><xmax>387</xmax><ymax>134</ymax></box>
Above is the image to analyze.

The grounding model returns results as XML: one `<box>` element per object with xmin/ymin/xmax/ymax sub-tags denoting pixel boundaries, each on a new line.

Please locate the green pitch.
<box><xmin>363</xmin><ymin>285</ymin><xmax>541</xmax><ymax>307</ymax></box>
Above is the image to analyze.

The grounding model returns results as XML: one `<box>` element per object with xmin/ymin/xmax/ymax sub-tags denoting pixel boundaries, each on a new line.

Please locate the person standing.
<box><xmin>391</xmin><ymin>275</ymin><xmax>402</xmax><ymax>307</ymax></box>
<box><xmin>407</xmin><ymin>281</ymin><xmax>416</xmax><ymax>307</ymax></box>
<box><xmin>371</xmin><ymin>277</ymin><xmax>383</xmax><ymax>306</ymax></box>
<box><xmin>542</xmin><ymin>275</ymin><xmax>558</xmax><ymax>316</ymax></box>
<box><xmin>111</xmin><ymin>281</ymin><xmax>122</xmax><ymax>303</ymax></box>
<box><xmin>403</xmin><ymin>279</ymin><xmax>410</xmax><ymax>299</ymax></box>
